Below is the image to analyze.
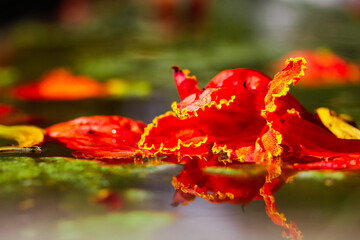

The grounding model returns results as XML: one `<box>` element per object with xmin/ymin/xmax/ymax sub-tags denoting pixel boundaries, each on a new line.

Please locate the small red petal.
<box><xmin>172</xmin><ymin>66</ymin><xmax>202</xmax><ymax>101</ymax></box>
<box><xmin>47</xmin><ymin>116</ymin><xmax>147</xmax><ymax>160</ymax></box>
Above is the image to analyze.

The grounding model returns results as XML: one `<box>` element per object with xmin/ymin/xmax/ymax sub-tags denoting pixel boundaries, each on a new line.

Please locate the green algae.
<box><xmin>0</xmin><ymin>156</ymin><xmax>173</xmax><ymax>194</ymax></box>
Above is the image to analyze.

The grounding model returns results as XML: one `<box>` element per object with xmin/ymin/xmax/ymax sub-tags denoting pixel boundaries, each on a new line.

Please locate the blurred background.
<box><xmin>0</xmin><ymin>1</ymin><xmax>360</xmax><ymax>240</ymax></box>
<box><xmin>0</xmin><ymin>0</ymin><xmax>359</xmax><ymax>123</ymax></box>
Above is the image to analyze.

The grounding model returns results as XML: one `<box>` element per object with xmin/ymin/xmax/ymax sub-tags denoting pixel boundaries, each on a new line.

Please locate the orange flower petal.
<box><xmin>14</xmin><ymin>69</ymin><xmax>107</xmax><ymax>100</ymax></box>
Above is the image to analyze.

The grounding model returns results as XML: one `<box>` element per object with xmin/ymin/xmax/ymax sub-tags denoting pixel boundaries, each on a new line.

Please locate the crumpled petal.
<box><xmin>172</xmin><ymin>68</ymin><xmax>270</xmax><ymax>119</ymax></box>
<box><xmin>153</xmin><ymin>67</ymin><xmax>272</xmax><ymax>161</ymax></box>
<box><xmin>259</xmin><ymin>57</ymin><xmax>360</xmax><ymax>166</ymax></box>
<box><xmin>138</xmin><ymin>111</ymin><xmax>210</xmax><ymax>159</ymax></box>
<box><xmin>46</xmin><ymin>116</ymin><xmax>147</xmax><ymax>161</ymax></box>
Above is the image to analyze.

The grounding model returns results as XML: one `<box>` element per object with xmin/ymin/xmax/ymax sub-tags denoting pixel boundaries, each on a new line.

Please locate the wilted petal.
<box><xmin>172</xmin><ymin>68</ymin><xmax>271</xmax><ymax>119</ymax></box>
<box><xmin>169</xmin><ymin>67</ymin><xmax>272</xmax><ymax>161</ymax></box>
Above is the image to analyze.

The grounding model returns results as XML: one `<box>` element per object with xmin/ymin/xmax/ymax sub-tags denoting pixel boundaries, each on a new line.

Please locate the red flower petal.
<box><xmin>46</xmin><ymin>116</ymin><xmax>147</xmax><ymax>160</ymax></box>
<box><xmin>259</xmin><ymin>57</ymin><xmax>360</xmax><ymax>165</ymax></box>
<box><xmin>172</xmin><ymin>66</ymin><xmax>202</xmax><ymax>101</ymax></box>
<box><xmin>139</xmin><ymin>111</ymin><xmax>210</xmax><ymax>159</ymax></box>
<box><xmin>172</xmin><ymin>68</ymin><xmax>271</xmax><ymax>119</ymax></box>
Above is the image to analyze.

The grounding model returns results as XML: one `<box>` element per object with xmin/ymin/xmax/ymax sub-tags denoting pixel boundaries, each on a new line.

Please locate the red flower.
<box><xmin>140</xmin><ymin>66</ymin><xmax>272</xmax><ymax>162</ymax></box>
<box><xmin>141</xmin><ymin>58</ymin><xmax>360</xmax><ymax>167</ymax></box>
<box><xmin>47</xmin><ymin>58</ymin><xmax>360</xmax><ymax>168</ymax></box>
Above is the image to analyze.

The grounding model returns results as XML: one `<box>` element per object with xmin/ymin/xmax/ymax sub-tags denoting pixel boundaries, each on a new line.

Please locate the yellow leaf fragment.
<box><xmin>316</xmin><ymin>108</ymin><xmax>360</xmax><ymax>140</ymax></box>
<box><xmin>0</xmin><ymin>124</ymin><xmax>45</xmax><ymax>153</ymax></box>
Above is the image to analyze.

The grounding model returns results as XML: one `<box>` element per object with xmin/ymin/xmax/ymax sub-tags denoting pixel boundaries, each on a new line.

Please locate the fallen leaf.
<box><xmin>0</xmin><ymin>125</ymin><xmax>44</xmax><ymax>153</ymax></box>
<box><xmin>316</xmin><ymin>107</ymin><xmax>360</xmax><ymax>139</ymax></box>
